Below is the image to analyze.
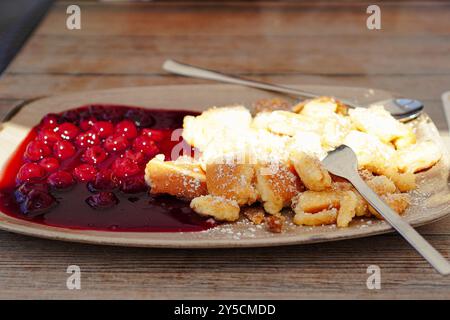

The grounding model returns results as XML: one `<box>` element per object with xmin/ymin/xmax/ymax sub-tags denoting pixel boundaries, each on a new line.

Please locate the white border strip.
<box><xmin>442</xmin><ymin>92</ymin><xmax>450</xmax><ymax>129</ymax></box>
<box><xmin>441</xmin><ymin>91</ymin><xmax>450</xmax><ymax>150</ymax></box>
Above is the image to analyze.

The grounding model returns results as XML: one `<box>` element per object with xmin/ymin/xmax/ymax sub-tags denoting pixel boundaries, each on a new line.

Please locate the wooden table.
<box><xmin>0</xmin><ymin>0</ymin><xmax>449</xmax><ymax>299</ymax></box>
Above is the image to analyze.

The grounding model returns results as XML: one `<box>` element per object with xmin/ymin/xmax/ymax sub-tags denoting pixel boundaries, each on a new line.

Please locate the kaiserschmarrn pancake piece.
<box><xmin>294</xmin><ymin>98</ymin><xmax>354</xmax><ymax>149</ymax></box>
<box><xmin>205</xmin><ymin>156</ymin><xmax>258</xmax><ymax>206</ymax></box>
<box><xmin>255</xmin><ymin>161</ymin><xmax>304</xmax><ymax>215</ymax></box>
<box><xmin>336</xmin><ymin>191</ymin><xmax>358</xmax><ymax>228</ymax></box>
<box><xmin>292</xmin><ymin>190</ymin><xmax>341</xmax><ymax>214</ymax></box>
<box><xmin>365</xmin><ymin>175</ymin><xmax>397</xmax><ymax>195</ymax></box>
<box><xmin>388</xmin><ymin>171</ymin><xmax>416</xmax><ymax>192</ymax></box>
<box><xmin>292</xmin><ymin>190</ymin><xmax>360</xmax><ymax>227</ymax></box>
<box><xmin>290</xmin><ymin>151</ymin><xmax>332</xmax><ymax>191</ymax></box>
<box><xmin>293</xmin><ymin>209</ymin><xmax>338</xmax><ymax>226</ymax></box>
<box><xmin>343</xmin><ymin>130</ymin><xmax>397</xmax><ymax>175</ymax></box>
<box><xmin>349</xmin><ymin>106</ymin><xmax>415</xmax><ymax>147</ymax></box>
<box><xmin>252</xmin><ymin>110</ymin><xmax>320</xmax><ymax>136</ymax></box>
<box><xmin>182</xmin><ymin>106</ymin><xmax>252</xmax><ymax>150</ymax></box>
<box><xmin>287</xmin><ymin>131</ymin><xmax>326</xmax><ymax>159</ymax></box>
<box><xmin>145</xmin><ymin>155</ymin><xmax>207</xmax><ymax>199</ymax></box>
<box><xmin>190</xmin><ymin>195</ymin><xmax>240</xmax><ymax>222</ymax></box>
<box><xmin>331</xmin><ymin>181</ymin><xmax>369</xmax><ymax>217</ymax></box>
<box><xmin>396</xmin><ymin>140</ymin><xmax>442</xmax><ymax>173</ymax></box>
<box><xmin>368</xmin><ymin>193</ymin><xmax>410</xmax><ymax>219</ymax></box>
<box><xmin>292</xmin><ymin>97</ymin><xmax>348</xmax><ymax>116</ymax></box>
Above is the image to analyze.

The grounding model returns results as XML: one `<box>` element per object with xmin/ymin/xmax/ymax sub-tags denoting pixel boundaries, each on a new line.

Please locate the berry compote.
<box><xmin>0</xmin><ymin>105</ymin><xmax>216</xmax><ymax>232</ymax></box>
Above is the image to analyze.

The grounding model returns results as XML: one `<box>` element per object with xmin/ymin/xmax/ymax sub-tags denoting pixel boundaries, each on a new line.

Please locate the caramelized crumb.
<box><xmin>242</xmin><ymin>206</ymin><xmax>265</xmax><ymax>225</ymax></box>
<box><xmin>265</xmin><ymin>215</ymin><xmax>286</xmax><ymax>233</ymax></box>
<box><xmin>253</xmin><ymin>98</ymin><xmax>291</xmax><ymax>113</ymax></box>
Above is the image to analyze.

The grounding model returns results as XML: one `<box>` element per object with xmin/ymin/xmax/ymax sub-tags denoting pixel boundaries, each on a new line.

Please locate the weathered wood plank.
<box><xmin>40</xmin><ymin>1</ymin><xmax>450</xmax><ymax>37</ymax></box>
<box><xmin>7</xmin><ymin>34</ymin><xmax>450</xmax><ymax>76</ymax></box>
<box><xmin>0</xmin><ymin>229</ymin><xmax>448</xmax><ymax>299</ymax></box>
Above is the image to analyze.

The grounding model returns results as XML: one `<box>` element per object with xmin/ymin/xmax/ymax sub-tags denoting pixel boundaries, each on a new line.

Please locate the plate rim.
<box><xmin>0</xmin><ymin>207</ymin><xmax>448</xmax><ymax>248</ymax></box>
<box><xmin>0</xmin><ymin>84</ymin><xmax>448</xmax><ymax>248</ymax></box>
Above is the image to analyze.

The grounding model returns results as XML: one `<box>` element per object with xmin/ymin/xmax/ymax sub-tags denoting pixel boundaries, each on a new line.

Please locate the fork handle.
<box><xmin>163</xmin><ymin>59</ymin><xmax>321</xmax><ymax>100</ymax></box>
<box><xmin>350</xmin><ymin>174</ymin><xmax>450</xmax><ymax>275</ymax></box>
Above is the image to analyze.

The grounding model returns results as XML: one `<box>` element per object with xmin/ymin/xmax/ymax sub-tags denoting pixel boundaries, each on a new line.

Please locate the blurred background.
<box><xmin>0</xmin><ymin>0</ymin><xmax>52</xmax><ymax>74</ymax></box>
<box><xmin>0</xmin><ymin>0</ymin><xmax>449</xmax><ymax>129</ymax></box>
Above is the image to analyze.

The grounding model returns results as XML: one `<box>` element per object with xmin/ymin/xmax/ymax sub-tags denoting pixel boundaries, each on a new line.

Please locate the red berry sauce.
<box><xmin>0</xmin><ymin>105</ymin><xmax>216</xmax><ymax>232</ymax></box>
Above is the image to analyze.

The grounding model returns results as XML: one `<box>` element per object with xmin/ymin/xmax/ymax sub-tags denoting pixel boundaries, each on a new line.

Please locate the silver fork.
<box><xmin>163</xmin><ymin>59</ymin><xmax>423</xmax><ymax>122</ymax></box>
<box><xmin>322</xmin><ymin>145</ymin><xmax>450</xmax><ymax>275</ymax></box>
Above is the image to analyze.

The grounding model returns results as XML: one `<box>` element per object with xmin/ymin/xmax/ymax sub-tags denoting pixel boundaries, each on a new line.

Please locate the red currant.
<box><xmin>125</xmin><ymin>109</ymin><xmax>155</xmax><ymax>128</ymax></box>
<box><xmin>79</xmin><ymin>117</ymin><xmax>96</xmax><ymax>131</ymax></box>
<box><xmin>61</xmin><ymin>110</ymin><xmax>80</xmax><ymax>124</ymax></box>
<box><xmin>87</xmin><ymin>169</ymin><xmax>117</xmax><ymax>192</ymax></box>
<box><xmin>73</xmin><ymin>164</ymin><xmax>98</xmax><ymax>182</ymax></box>
<box><xmin>81</xmin><ymin>146</ymin><xmax>107</xmax><ymax>164</ymax></box>
<box><xmin>17</xmin><ymin>163</ymin><xmax>46</xmax><ymax>182</ymax></box>
<box><xmin>142</xmin><ymin>129</ymin><xmax>165</xmax><ymax>142</ymax></box>
<box><xmin>53</xmin><ymin>140</ymin><xmax>76</xmax><ymax>160</ymax></box>
<box><xmin>38</xmin><ymin>157</ymin><xmax>60</xmax><ymax>173</ymax></box>
<box><xmin>20</xmin><ymin>189</ymin><xmax>57</xmax><ymax>217</ymax></box>
<box><xmin>115</xmin><ymin>120</ymin><xmax>137</xmax><ymax>139</ymax></box>
<box><xmin>85</xmin><ymin>192</ymin><xmax>119</xmax><ymax>209</ymax></box>
<box><xmin>132</xmin><ymin>135</ymin><xmax>159</xmax><ymax>157</ymax></box>
<box><xmin>75</xmin><ymin>130</ymin><xmax>100</xmax><ymax>148</ymax></box>
<box><xmin>124</xmin><ymin>150</ymin><xmax>145</xmax><ymax>165</ymax></box>
<box><xmin>104</xmin><ymin>134</ymin><xmax>129</xmax><ymax>153</ymax></box>
<box><xmin>92</xmin><ymin>121</ymin><xmax>114</xmax><ymax>138</ymax></box>
<box><xmin>48</xmin><ymin>171</ymin><xmax>75</xmax><ymax>189</ymax></box>
<box><xmin>120</xmin><ymin>175</ymin><xmax>148</xmax><ymax>194</ymax></box>
<box><xmin>40</xmin><ymin>114</ymin><xmax>59</xmax><ymax>129</ymax></box>
<box><xmin>56</xmin><ymin>122</ymin><xmax>79</xmax><ymax>140</ymax></box>
<box><xmin>14</xmin><ymin>182</ymin><xmax>49</xmax><ymax>203</ymax></box>
<box><xmin>24</xmin><ymin>140</ymin><xmax>51</xmax><ymax>161</ymax></box>
<box><xmin>112</xmin><ymin>157</ymin><xmax>140</xmax><ymax>178</ymax></box>
<box><xmin>38</xmin><ymin>128</ymin><xmax>61</xmax><ymax>146</ymax></box>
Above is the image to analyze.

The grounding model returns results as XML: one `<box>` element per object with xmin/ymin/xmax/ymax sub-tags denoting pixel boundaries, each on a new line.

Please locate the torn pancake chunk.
<box><xmin>365</xmin><ymin>175</ymin><xmax>397</xmax><ymax>195</ymax></box>
<box><xmin>396</xmin><ymin>141</ymin><xmax>442</xmax><ymax>173</ymax></box>
<box><xmin>255</xmin><ymin>161</ymin><xmax>304</xmax><ymax>215</ymax></box>
<box><xmin>190</xmin><ymin>195</ymin><xmax>240</xmax><ymax>222</ymax></box>
<box><xmin>388</xmin><ymin>171</ymin><xmax>416</xmax><ymax>192</ymax></box>
<box><xmin>205</xmin><ymin>155</ymin><xmax>258</xmax><ymax>206</ymax></box>
<box><xmin>343</xmin><ymin>130</ymin><xmax>397</xmax><ymax>175</ymax></box>
<box><xmin>293</xmin><ymin>208</ymin><xmax>338</xmax><ymax>226</ymax></box>
<box><xmin>349</xmin><ymin>106</ymin><xmax>415</xmax><ymax>147</ymax></box>
<box><xmin>145</xmin><ymin>155</ymin><xmax>207</xmax><ymax>199</ymax></box>
<box><xmin>368</xmin><ymin>193</ymin><xmax>410</xmax><ymax>219</ymax></box>
<box><xmin>182</xmin><ymin>106</ymin><xmax>252</xmax><ymax>151</ymax></box>
<box><xmin>252</xmin><ymin>110</ymin><xmax>320</xmax><ymax>136</ymax></box>
<box><xmin>290</xmin><ymin>151</ymin><xmax>332</xmax><ymax>191</ymax></box>
<box><xmin>336</xmin><ymin>191</ymin><xmax>358</xmax><ymax>228</ymax></box>
<box><xmin>292</xmin><ymin>190</ymin><xmax>341</xmax><ymax>214</ymax></box>
<box><xmin>292</xmin><ymin>190</ymin><xmax>359</xmax><ymax>227</ymax></box>
<box><xmin>292</xmin><ymin>96</ymin><xmax>348</xmax><ymax>116</ymax></box>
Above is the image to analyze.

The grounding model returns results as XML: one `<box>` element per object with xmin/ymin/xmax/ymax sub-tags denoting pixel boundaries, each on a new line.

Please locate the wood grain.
<box><xmin>0</xmin><ymin>230</ymin><xmax>449</xmax><ymax>299</ymax></box>
<box><xmin>0</xmin><ymin>0</ymin><xmax>449</xmax><ymax>299</ymax></box>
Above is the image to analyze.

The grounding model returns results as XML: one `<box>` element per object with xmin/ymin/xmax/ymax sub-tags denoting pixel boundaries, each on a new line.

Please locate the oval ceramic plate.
<box><xmin>0</xmin><ymin>84</ymin><xmax>449</xmax><ymax>248</ymax></box>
